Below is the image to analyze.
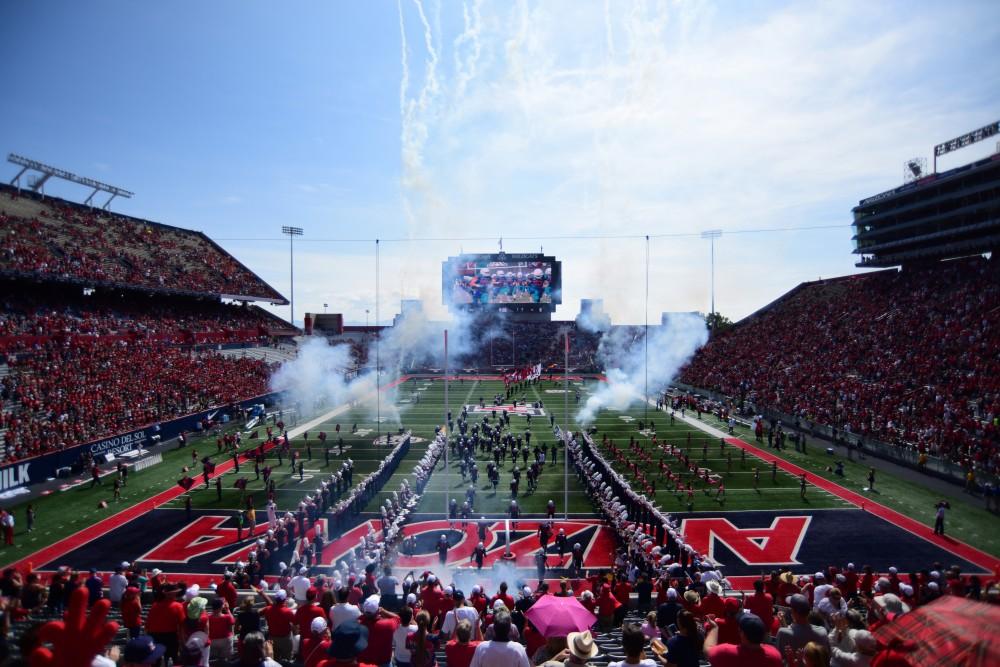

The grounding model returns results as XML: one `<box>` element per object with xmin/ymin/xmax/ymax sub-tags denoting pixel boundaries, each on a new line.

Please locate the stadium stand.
<box><xmin>680</xmin><ymin>256</ymin><xmax>1000</xmax><ymax>475</ymax></box>
<box><xmin>0</xmin><ymin>184</ymin><xmax>284</xmax><ymax>301</ymax></box>
<box><xmin>0</xmin><ymin>182</ymin><xmax>294</xmax><ymax>465</ymax></box>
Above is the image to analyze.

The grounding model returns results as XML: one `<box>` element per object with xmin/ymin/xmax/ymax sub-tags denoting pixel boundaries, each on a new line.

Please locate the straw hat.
<box><xmin>567</xmin><ymin>630</ymin><xmax>599</xmax><ymax>659</ymax></box>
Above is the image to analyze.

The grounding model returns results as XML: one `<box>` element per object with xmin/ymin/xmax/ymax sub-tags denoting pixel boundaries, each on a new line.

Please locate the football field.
<box><xmin>2</xmin><ymin>376</ymin><xmax>997</xmax><ymax>587</ymax></box>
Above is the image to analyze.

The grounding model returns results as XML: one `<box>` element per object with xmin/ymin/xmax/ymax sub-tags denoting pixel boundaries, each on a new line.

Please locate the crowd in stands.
<box><xmin>0</xmin><ymin>185</ymin><xmax>283</xmax><ymax>300</ymax></box>
<box><xmin>0</xmin><ymin>282</ymin><xmax>282</xmax><ymax>349</ymax></box>
<box><xmin>680</xmin><ymin>257</ymin><xmax>1000</xmax><ymax>476</ymax></box>
<box><xmin>2</xmin><ymin>525</ymin><xmax>992</xmax><ymax>665</ymax></box>
<box><xmin>1</xmin><ymin>343</ymin><xmax>271</xmax><ymax>462</ymax></box>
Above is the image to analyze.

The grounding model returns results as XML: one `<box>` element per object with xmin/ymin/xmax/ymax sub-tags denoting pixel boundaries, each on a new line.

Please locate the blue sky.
<box><xmin>2</xmin><ymin>1</ymin><xmax>999</xmax><ymax>324</ymax></box>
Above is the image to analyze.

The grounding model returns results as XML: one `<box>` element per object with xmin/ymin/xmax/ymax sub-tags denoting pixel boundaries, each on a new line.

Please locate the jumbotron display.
<box><xmin>443</xmin><ymin>253</ymin><xmax>562</xmax><ymax>312</ymax></box>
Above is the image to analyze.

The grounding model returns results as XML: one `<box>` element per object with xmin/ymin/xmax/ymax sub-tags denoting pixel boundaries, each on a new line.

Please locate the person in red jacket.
<box><xmin>217</xmin><ymin>572</ymin><xmax>238</xmax><ymax>609</ymax></box>
<box><xmin>121</xmin><ymin>587</ymin><xmax>143</xmax><ymax>639</ymax></box>
<box><xmin>596</xmin><ymin>584</ymin><xmax>620</xmax><ymax>630</ymax></box>
<box><xmin>259</xmin><ymin>589</ymin><xmax>296</xmax><ymax>662</ymax></box>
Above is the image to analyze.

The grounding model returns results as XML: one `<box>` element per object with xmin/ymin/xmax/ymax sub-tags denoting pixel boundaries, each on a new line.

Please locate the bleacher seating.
<box><xmin>0</xmin><ymin>184</ymin><xmax>283</xmax><ymax>300</ymax></box>
<box><xmin>680</xmin><ymin>256</ymin><xmax>1000</xmax><ymax>475</ymax></box>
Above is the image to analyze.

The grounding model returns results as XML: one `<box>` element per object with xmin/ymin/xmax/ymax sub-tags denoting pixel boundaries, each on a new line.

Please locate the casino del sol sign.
<box><xmin>88</xmin><ymin>428</ymin><xmax>149</xmax><ymax>457</ymax></box>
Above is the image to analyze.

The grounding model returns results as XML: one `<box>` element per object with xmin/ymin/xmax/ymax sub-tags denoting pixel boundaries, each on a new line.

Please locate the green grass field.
<box><xmin>1</xmin><ymin>376</ymin><xmax>997</xmax><ymax>568</ymax></box>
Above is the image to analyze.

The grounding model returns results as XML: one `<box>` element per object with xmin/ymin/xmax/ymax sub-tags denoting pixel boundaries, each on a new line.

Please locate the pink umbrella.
<box><xmin>525</xmin><ymin>594</ymin><xmax>598</xmax><ymax>638</ymax></box>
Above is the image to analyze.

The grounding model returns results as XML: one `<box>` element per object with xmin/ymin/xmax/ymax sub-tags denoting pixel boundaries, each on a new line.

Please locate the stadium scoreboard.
<box><xmin>442</xmin><ymin>253</ymin><xmax>562</xmax><ymax>313</ymax></box>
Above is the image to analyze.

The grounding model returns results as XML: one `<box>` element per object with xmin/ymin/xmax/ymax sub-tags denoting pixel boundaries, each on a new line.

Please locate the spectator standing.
<box><xmin>207</xmin><ymin>597</ymin><xmax>235</xmax><ymax>662</ymax></box>
<box><xmin>775</xmin><ymin>594</ymin><xmax>828</xmax><ymax>657</ymax></box>
<box><xmin>469</xmin><ymin>610</ymin><xmax>529</xmax><ymax>667</ymax></box>
<box><xmin>108</xmin><ymin>566</ymin><xmax>129</xmax><ymax>606</ymax></box>
<box><xmin>663</xmin><ymin>610</ymin><xmax>702</xmax><ymax>667</ymax></box>
<box><xmin>609</xmin><ymin>623</ymin><xmax>659</xmax><ymax>667</ymax></box>
<box><xmin>301</xmin><ymin>617</ymin><xmax>332</xmax><ymax>667</ymax></box>
<box><xmin>84</xmin><ymin>569</ymin><xmax>103</xmax><ymax>607</ymax></box>
<box><xmin>703</xmin><ymin>614</ymin><xmax>781</xmax><ymax>667</ymax></box>
<box><xmin>259</xmin><ymin>589</ymin><xmax>296</xmax><ymax>662</ymax></box>
<box><xmin>392</xmin><ymin>605</ymin><xmax>419</xmax><ymax>667</ymax></box>
<box><xmin>357</xmin><ymin>595</ymin><xmax>400</xmax><ymax>667</ymax></box>
<box><xmin>121</xmin><ymin>587</ymin><xmax>143</xmax><ymax>639</ymax></box>
<box><xmin>331</xmin><ymin>586</ymin><xmax>362</xmax><ymax>629</ymax></box>
<box><xmin>146</xmin><ymin>587</ymin><xmax>186</xmax><ymax>663</ymax></box>
<box><xmin>406</xmin><ymin>610</ymin><xmax>441</xmax><ymax>667</ymax></box>
<box><xmin>445</xmin><ymin>619</ymin><xmax>481</xmax><ymax>667</ymax></box>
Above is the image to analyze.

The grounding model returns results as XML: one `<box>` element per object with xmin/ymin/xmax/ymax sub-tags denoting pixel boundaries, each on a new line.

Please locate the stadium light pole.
<box><xmin>375</xmin><ymin>240</ymin><xmax>380</xmax><ymax>442</ymax></box>
<box><xmin>444</xmin><ymin>329</ymin><xmax>449</xmax><ymax>520</ymax></box>
<box><xmin>564</xmin><ymin>331</ymin><xmax>569</xmax><ymax>520</ymax></box>
<box><xmin>701</xmin><ymin>230</ymin><xmax>722</xmax><ymax>318</ymax></box>
<box><xmin>281</xmin><ymin>226</ymin><xmax>303</xmax><ymax>326</ymax></box>
<box><xmin>644</xmin><ymin>235</ymin><xmax>649</xmax><ymax>421</ymax></box>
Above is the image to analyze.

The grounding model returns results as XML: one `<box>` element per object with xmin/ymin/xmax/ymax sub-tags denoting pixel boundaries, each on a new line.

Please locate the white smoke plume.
<box><xmin>270</xmin><ymin>307</ymin><xmax>490</xmax><ymax>428</ymax></box>
<box><xmin>576</xmin><ymin>312</ymin><xmax>708</xmax><ymax>423</ymax></box>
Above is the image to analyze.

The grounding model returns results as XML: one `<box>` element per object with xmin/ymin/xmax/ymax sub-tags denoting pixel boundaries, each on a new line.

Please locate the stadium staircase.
<box><xmin>218</xmin><ymin>344</ymin><xmax>298</xmax><ymax>365</ymax></box>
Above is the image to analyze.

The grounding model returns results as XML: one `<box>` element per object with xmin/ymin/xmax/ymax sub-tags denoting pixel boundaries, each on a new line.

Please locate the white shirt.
<box><xmin>470</xmin><ymin>640</ymin><xmax>530</xmax><ymax>667</ymax></box>
<box><xmin>441</xmin><ymin>606</ymin><xmax>480</xmax><ymax>635</ymax></box>
<box><xmin>108</xmin><ymin>573</ymin><xmax>129</xmax><ymax>602</ymax></box>
<box><xmin>329</xmin><ymin>603</ymin><xmax>360</xmax><ymax>629</ymax></box>
<box><xmin>392</xmin><ymin>622</ymin><xmax>417</xmax><ymax>662</ymax></box>
<box><xmin>609</xmin><ymin>661</ymin><xmax>657</xmax><ymax>667</ymax></box>
<box><xmin>290</xmin><ymin>575</ymin><xmax>311</xmax><ymax>602</ymax></box>
<box><xmin>813</xmin><ymin>583</ymin><xmax>833</xmax><ymax>608</ymax></box>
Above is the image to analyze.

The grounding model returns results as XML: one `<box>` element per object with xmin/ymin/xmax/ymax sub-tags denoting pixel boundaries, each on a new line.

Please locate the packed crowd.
<box><xmin>0</xmin><ymin>283</ymin><xmax>282</xmax><ymax>351</ymax></box>
<box><xmin>4</xmin><ymin>525</ymin><xmax>992</xmax><ymax>666</ymax></box>
<box><xmin>0</xmin><ymin>185</ymin><xmax>282</xmax><ymax>300</ymax></box>
<box><xmin>1</xmin><ymin>343</ymin><xmax>272</xmax><ymax>462</ymax></box>
<box><xmin>680</xmin><ymin>257</ymin><xmax>1000</xmax><ymax>475</ymax></box>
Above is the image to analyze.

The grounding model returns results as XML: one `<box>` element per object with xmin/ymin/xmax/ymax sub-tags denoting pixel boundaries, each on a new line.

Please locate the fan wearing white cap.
<box><xmin>300</xmin><ymin>616</ymin><xmax>330</xmax><ymax>666</ymax></box>
<box><xmin>357</xmin><ymin>594</ymin><xmax>401</xmax><ymax>666</ymax></box>
<box><xmin>259</xmin><ymin>588</ymin><xmax>296</xmax><ymax>662</ymax></box>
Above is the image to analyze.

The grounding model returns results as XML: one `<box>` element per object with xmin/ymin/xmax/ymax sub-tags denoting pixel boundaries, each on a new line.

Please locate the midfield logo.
<box><xmin>465</xmin><ymin>404</ymin><xmax>545</xmax><ymax>417</ymax></box>
<box><xmin>680</xmin><ymin>516</ymin><xmax>812</xmax><ymax>566</ymax></box>
<box><xmin>131</xmin><ymin>517</ymin><xmax>614</xmax><ymax>572</ymax></box>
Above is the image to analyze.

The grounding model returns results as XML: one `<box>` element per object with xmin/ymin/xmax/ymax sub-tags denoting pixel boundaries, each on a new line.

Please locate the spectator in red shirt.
<box><xmin>744</xmin><ymin>580</ymin><xmax>774</xmax><ymax>634</ymax></box>
<box><xmin>699</xmin><ymin>581</ymin><xmax>727</xmax><ymax>618</ymax></box>
<box><xmin>444</xmin><ymin>619</ymin><xmax>480</xmax><ymax>667</ymax></box>
<box><xmin>217</xmin><ymin>572</ymin><xmax>238</xmax><ymax>609</ymax></box>
<box><xmin>296</xmin><ymin>588</ymin><xmax>328</xmax><ymax>641</ymax></box>
<box><xmin>488</xmin><ymin>581</ymin><xmax>514</xmax><ymax>613</ymax></box>
<box><xmin>121</xmin><ymin>587</ymin><xmax>143</xmax><ymax>639</ymax></box>
<box><xmin>703</xmin><ymin>613</ymin><xmax>781</xmax><ymax>667</ymax></box>
<box><xmin>207</xmin><ymin>597</ymin><xmax>235</xmax><ymax>663</ymax></box>
<box><xmin>301</xmin><ymin>616</ymin><xmax>332</xmax><ymax>667</ymax></box>
<box><xmin>145</xmin><ymin>587</ymin><xmax>185</xmax><ymax>663</ymax></box>
<box><xmin>357</xmin><ymin>595</ymin><xmax>401</xmax><ymax>667</ymax></box>
<box><xmin>259</xmin><ymin>589</ymin><xmax>296</xmax><ymax>662</ymax></box>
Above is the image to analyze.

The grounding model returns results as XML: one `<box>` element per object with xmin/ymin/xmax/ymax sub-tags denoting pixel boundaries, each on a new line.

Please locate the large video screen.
<box><xmin>443</xmin><ymin>253</ymin><xmax>562</xmax><ymax>311</ymax></box>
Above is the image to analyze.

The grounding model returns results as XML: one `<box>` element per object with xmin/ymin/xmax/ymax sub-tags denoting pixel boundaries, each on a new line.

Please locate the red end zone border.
<box><xmin>721</xmin><ymin>435</ymin><xmax>1000</xmax><ymax>575</ymax></box>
